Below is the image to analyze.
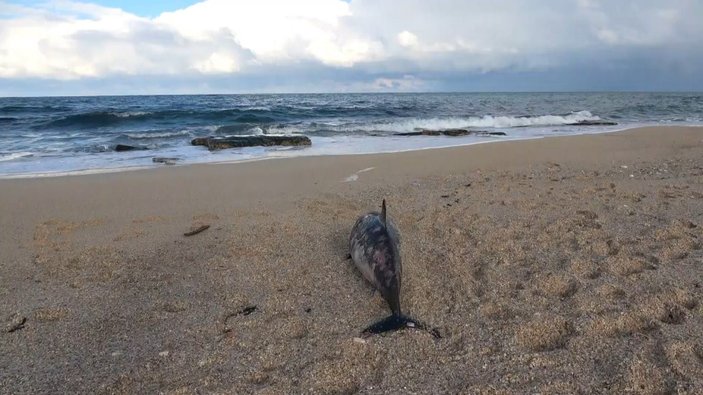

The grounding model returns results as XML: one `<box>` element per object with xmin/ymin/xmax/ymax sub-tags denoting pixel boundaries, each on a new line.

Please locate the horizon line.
<box><xmin>2</xmin><ymin>90</ymin><xmax>703</xmax><ymax>99</ymax></box>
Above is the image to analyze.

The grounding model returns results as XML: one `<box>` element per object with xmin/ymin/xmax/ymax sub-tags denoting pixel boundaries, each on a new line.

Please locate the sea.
<box><xmin>1</xmin><ymin>92</ymin><xmax>702</xmax><ymax>178</ymax></box>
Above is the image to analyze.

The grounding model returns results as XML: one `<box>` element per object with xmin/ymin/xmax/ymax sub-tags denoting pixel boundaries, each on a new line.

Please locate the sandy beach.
<box><xmin>1</xmin><ymin>126</ymin><xmax>702</xmax><ymax>393</ymax></box>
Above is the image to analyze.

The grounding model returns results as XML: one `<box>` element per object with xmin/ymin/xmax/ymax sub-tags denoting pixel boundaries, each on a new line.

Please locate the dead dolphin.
<box><xmin>349</xmin><ymin>199</ymin><xmax>437</xmax><ymax>337</ymax></box>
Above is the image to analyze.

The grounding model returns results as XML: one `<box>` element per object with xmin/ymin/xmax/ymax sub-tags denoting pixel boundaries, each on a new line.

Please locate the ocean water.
<box><xmin>0</xmin><ymin>92</ymin><xmax>702</xmax><ymax>177</ymax></box>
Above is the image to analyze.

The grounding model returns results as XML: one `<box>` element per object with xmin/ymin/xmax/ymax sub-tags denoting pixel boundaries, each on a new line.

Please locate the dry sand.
<box><xmin>1</xmin><ymin>126</ymin><xmax>702</xmax><ymax>394</ymax></box>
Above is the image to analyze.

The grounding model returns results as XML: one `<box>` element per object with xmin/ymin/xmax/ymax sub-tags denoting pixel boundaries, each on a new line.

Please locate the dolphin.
<box><xmin>349</xmin><ymin>199</ymin><xmax>437</xmax><ymax>336</ymax></box>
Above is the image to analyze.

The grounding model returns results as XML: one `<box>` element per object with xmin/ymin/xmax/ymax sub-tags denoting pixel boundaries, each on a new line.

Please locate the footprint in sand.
<box><xmin>342</xmin><ymin>167</ymin><xmax>375</xmax><ymax>182</ymax></box>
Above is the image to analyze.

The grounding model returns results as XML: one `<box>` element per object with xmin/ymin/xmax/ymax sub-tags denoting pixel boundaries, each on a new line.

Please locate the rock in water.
<box><xmin>152</xmin><ymin>157</ymin><xmax>180</xmax><ymax>165</ymax></box>
<box><xmin>198</xmin><ymin>135</ymin><xmax>312</xmax><ymax>150</ymax></box>
<box><xmin>475</xmin><ymin>131</ymin><xmax>507</xmax><ymax>136</ymax></box>
<box><xmin>115</xmin><ymin>144</ymin><xmax>147</xmax><ymax>152</ymax></box>
<box><xmin>191</xmin><ymin>137</ymin><xmax>211</xmax><ymax>146</ymax></box>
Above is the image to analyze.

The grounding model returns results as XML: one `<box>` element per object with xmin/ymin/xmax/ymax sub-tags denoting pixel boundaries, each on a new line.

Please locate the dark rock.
<box><xmin>115</xmin><ymin>144</ymin><xmax>147</xmax><ymax>152</ymax></box>
<box><xmin>204</xmin><ymin>135</ymin><xmax>312</xmax><ymax>150</ymax></box>
<box><xmin>191</xmin><ymin>137</ymin><xmax>211</xmax><ymax>146</ymax></box>
<box><xmin>566</xmin><ymin>120</ymin><xmax>618</xmax><ymax>126</ymax></box>
<box><xmin>395</xmin><ymin>129</ymin><xmax>506</xmax><ymax>137</ymax></box>
<box><xmin>442</xmin><ymin>129</ymin><xmax>472</xmax><ymax>136</ymax></box>
<box><xmin>152</xmin><ymin>157</ymin><xmax>180</xmax><ymax>165</ymax></box>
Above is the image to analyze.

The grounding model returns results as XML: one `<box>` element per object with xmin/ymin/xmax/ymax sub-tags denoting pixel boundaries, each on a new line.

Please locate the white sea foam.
<box><xmin>268</xmin><ymin>111</ymin><xmax>601</xmax><ymax>135</ymax></box>
<box><xmin>125</xmin><ymin>130</ymin><xmax>192</xmax><ymax>139</ymax></box>
<box><xmin>0</xmin><ymin>152</ymin><xmax>34</xmax><ymax>161</ymax></box>
<box><xmin>354</xmin><ymin>111</ymin><xmax>601</xmax><ymax>131</ymax></box>
<box><xmin>0</xmin><ymin>124</ymin><xmax>661</xmax><ymax>179</ymax></box>
<box><xmin>113</xmin><ymin>111</ymin><xmax>151</xmax><ymax>118</ymax></box>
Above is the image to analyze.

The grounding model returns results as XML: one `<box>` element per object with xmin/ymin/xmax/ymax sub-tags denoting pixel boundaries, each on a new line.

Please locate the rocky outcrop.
<box><xmin>191</xmin><ymin>137</ymin><xmax>210</xmax><ymax>147</ymax></box>
<box><xmin>192</xmin><ymin>135</ymin><xmax>312</xmax><ymax>150</ymax></box>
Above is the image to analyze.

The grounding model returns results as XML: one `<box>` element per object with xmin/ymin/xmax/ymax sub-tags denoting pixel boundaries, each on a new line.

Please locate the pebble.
<box><xmin>6</xmin><ymin>314</ymin><xmax>26</xmax><ymax>333</ymax></box>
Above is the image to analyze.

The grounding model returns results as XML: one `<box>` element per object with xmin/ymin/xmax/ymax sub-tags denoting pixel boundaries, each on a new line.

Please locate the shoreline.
<box><xmin>2</xmin><ymin>124</ymin><xmax>700</xmax><ymax>180</ymax></box>
<box><xmin>1</xmin><ymin>125</ymin><xmax>702</xmax><ymax>393</ymax></box>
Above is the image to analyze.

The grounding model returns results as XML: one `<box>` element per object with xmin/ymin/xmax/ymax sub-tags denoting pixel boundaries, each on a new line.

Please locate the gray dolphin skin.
<box><xmin>349</xmin><ymin>199</ymin><xmax>436</xmax><ymax>336</ymax></box>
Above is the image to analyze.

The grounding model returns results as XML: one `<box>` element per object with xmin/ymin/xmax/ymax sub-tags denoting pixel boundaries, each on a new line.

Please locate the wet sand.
<box><xmin>1</xmin><ymin>126</ymin><xmax>702</xmax><ymax>393</ymax></box>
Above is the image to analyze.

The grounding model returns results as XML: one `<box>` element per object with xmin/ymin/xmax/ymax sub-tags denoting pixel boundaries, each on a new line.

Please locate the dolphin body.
<box><xmin>349</xmin><ymin>199</ymin><xmax>427</xmax><ymax>335</ymax></box>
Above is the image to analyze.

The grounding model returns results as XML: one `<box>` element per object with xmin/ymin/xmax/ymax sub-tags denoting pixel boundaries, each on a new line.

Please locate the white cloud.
<box><xmin>194</xmin><ymin>51</ymin><xmax>240</xmax><ymax>74</ymax></box>
<box><xmin>397</xmin><ymin>31</ymin><xmax>418</xmax><ymax>48</ymax></box>
<box><xmin>0</xmin><ymin>0</ymin><xmax>702</xmax><ymax>86</ymax></box>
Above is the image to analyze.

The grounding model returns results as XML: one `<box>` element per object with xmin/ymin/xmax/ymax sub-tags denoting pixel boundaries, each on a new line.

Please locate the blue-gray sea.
<box><xmin>0</xmin><ymin>92</ymin><xmax>701</xmax><ymax>177</ymax></box>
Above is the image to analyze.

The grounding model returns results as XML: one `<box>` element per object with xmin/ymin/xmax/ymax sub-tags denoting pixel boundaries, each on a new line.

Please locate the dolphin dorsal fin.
<box><xmin>381</xmin><ymin>199</ymin><xmax>387</xmax><ymax>224</ymax></box>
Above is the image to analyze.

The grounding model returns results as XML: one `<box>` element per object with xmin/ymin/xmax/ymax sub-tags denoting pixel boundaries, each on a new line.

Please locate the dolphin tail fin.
<box><xmin>381</xmin><ymin>199</ymin><xmax>387</xmax><ymax>224</ymax></box>
<box><xmin>362</xmin><ymin>314</ymin><xmax>442</xmax><ymax>338</ymax></box>
<box><xmin>361</xmin><ymin>313</ymin><xmax>437</xmax><ymax>337</ymax></box>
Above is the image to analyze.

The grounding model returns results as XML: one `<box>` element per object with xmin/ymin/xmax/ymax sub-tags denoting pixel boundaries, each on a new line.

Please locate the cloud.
<box><xmin>0</xmin><ymin>0</ymin><xmax>702</xmax><ymax>93</ymax></box>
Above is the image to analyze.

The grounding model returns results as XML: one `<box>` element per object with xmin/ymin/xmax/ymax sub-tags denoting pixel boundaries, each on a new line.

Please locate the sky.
<box><xmin>1</xmin><ymin>0</ymin><xmax>702</xmax><ymax>96</ymax></box>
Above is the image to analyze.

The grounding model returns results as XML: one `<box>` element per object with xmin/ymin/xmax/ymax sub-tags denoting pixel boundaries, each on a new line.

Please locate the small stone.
<box><xmin>152</xmin><ymin>157</ymin><xmax>180</xmax><ymax>165</ymax></box>
<box><xmin>159</xmin><ymin>351</ymin><xmax>169</xmax><ymax>357</ymax></box>
<box><xmin>353</xmin><ymin>337</ymin><xmax>367</xmax><ymax>344</ymax></box>
<box><xmin>6</xmin><ymin>314</ymin><xmax>26</xmax><ymax>333</ymax></box>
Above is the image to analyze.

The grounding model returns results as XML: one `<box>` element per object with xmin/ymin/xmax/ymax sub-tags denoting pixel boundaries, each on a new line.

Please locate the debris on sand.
<box><xmin>6</xmin><ymin>314</ymin><xmax>26</xmax><ymax>333</ymax></box>
<box><xmin>184</xmin><ymin>224</ymin><xmax>210</xmax><ymax>237</ymax></box>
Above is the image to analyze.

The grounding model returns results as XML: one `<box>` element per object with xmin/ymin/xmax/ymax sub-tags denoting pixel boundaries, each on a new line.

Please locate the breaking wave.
<box><xmin>266</xmin><ymin>111</ymin><xmax>603</xmax><ymax>135</ymax></box>
<box><xmin>0</xmin><ymin>152</ymin><xmax>34</xmax><ymax>162</ymax></box>
<box><xmin>123</xmin><ymin>129</ymin><xmax>193</xmax><ymax>139</ymax></box>
<box><xmin>352</xmin><ymin>111</ymin><xmax>602</xmax><ymax>132</ymax></box>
